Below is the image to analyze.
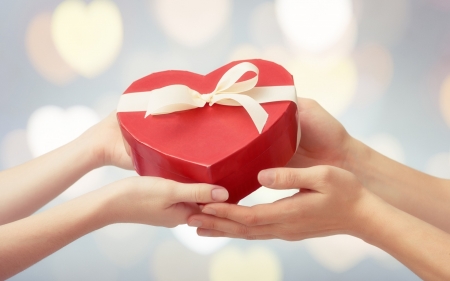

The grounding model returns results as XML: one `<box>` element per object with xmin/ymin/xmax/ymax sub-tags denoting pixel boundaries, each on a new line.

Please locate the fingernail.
<box><xmin>188</xmin><ymin>220</ymin><xmax>202</xmax><ymax>227</ymax></box>
<box><xmin>202</xmin><ymin>207</ymin><xmax>216</xmax><ymax>215</ymax></box>
<box><xmin>259</xmin><ymin>169</ymin><xmax>276</xmax><ymax>186</ymax></box>
<box><xmin>212</xmin><ymin>188</ymin><xmax>229</xmax><ymax>201</ymax></box>
<box><xmin>199</xmin><ymin>204</ymin><xmax>205</xmax><ymax>211</ymax></box>
<box><xmin>198</xmin><ymin>229</ymin><xmax>212</xmax><ymax>237</ymax></box>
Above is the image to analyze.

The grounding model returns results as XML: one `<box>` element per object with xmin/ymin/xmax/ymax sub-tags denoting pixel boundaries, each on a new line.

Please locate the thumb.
<box><xmin>171</xmin><ymin>182</ymin><xmax>229</xmax><ymax>203</ymax></box>
<box><xmin>258</xmin><ymin>168</ymin><xmax>319</xmax><ymax>191</ymax></box>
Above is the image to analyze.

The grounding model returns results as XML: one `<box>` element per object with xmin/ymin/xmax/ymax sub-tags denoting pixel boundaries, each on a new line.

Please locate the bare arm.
<box><xmin>189</xmin><ymin>166</ymin><xmax>450</xmax><ymax>280</ymax></box>
<box><xmin>286</xmin><ymin>98</ymin><xmax>450</xmax><ymax>232</ymax></box>
<box><xmin>0</xmin><ymin>113</ymin><xmax>132</xmax><ymax>225</ymax></box>
<box><xmin>344</xmin><ymin>139</ymin><xmax>450</xmax><ymax>232</ymax></box>
<box><xmin>0</xmin><ymin>176</ymin><xmax>229</xmax><ymax>280</ymax></box>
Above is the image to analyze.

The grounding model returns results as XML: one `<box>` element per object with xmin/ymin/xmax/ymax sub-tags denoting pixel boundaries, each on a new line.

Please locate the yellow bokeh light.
<box><xmin>25</xmin><ymin>13</ymin><xmax>76</xmax><ymax>85</ymax></box>
<box><xmin>210</xmin><ymin>246</ymin><xmax>282</xmax><ymax>281</ymax></box>
<box><xmin>439</xmin><ymin>74</ymin><xmax>450</xmax><ymax>127</ymax></box>
<box><xmin>52</xmin><ymin>0</ymin><xmax>123</xmax><ymax>78</ymax></box>
<box><xmin>289</xmin><ymin>57</ymin><xmax>358</xmax><ymax>117</ymax></box>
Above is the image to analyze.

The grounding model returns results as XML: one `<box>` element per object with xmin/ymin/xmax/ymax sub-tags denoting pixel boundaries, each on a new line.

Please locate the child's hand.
<box><xmin>100</xmin><ymin>176</ymin><xmax>230</xmax><ymax>227</ymax></box>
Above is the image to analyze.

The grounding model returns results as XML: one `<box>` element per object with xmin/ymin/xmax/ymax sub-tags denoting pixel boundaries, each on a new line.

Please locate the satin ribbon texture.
<box><xmin>117</xmin><ymin>62</ymin><xmax>297</xmax><ymax>134</ymax></box>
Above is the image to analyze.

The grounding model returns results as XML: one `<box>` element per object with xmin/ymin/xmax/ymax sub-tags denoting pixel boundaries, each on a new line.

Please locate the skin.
<box><xmin>0</xmin><ymin>113</ymin><xmax>229</xmax><ymax>280</ymax></box>
<box><xmin>188</xmin><ymin>98</ymin><xmax>450</xmax><ymax>281</ymax></box>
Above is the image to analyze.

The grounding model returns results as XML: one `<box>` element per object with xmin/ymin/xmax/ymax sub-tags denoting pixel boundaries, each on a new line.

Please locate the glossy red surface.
<box><xmin>117</xmin><ymin>59</ymin><xmax>298</xmax><ymax>203</ymax></box>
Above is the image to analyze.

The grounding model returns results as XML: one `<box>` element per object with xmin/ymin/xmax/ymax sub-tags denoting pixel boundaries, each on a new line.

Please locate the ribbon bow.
<box><xmin>117</xmin><ymin>62</ymin><xmax>297</xmax><ymax>134</ymax></box>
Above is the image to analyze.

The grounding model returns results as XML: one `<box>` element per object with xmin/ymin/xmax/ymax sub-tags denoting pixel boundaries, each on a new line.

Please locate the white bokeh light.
<box><xmin>171</xmin><ymin>224</ymin><xmax>229</xmax><ymax>255</ymax></box>
<box><xmin>275</xmin><ymin>0</ymin><xmax>353</xmax><ymax>53</ymax></box>
<box><xmin>240</xmin><ymin>186</ymin><xmax>298</xmax><ymax>207</ymax></box>
<box><xmin>59</xmin><ymin>168</ymin><xmax>106</xmax><ymax>200</ymax></box>
<box><xmin>27</xmin><ymin>105</ymin><xmax>100</xmax><ymax>157</ymax></box>
<box><xmin>305</xmin><ymin>235</ymin><xmax>394</xmax><ymax>273</ymax></box>
<box><xmin>364</xmin><ymin>133</ymin><xmax>405</xmax><ymax>164</ymax></box>
<box><xmin>152</xmin><ymin>0</ymin><xmax>231</xmax><ymax>48</ymax></box>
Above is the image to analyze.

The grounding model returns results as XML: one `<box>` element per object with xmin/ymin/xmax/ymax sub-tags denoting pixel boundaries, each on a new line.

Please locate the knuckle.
<box><xmin>235</xmin><ymin>225</ymin><xmax>250</xmax><ymax>236</ymax></box>
<box><xmin>281</xmin><ymin>171</ymin><xmax>299</xmax><ymax>187</ymax></box>
<box><xmin>220</xmin><ymin>207</ymin><xmax>230</xmax><ymax>219</ymax></box>
<box><xmin>243</xmin><ymin>213</ymin><xmax>258</xmax><ymax>226</ymax></box>
<box><xmin>209</xmin><ymin>219</ymin><xmax>218</xmax><ymax>230</ymax></box>
<box><xmin>316</xmin><ymin>166</ymin><xmax>334</xmax><ymax>182</ymax></box>
<box><xmin>192</xmin><ymin>187</ymin><xmax>202</xmax><ymax>202</ymax></box>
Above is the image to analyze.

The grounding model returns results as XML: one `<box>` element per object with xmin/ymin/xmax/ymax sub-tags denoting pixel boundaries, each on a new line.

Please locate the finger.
<box><xmin>188</xmin><ymin>214</ymin><xmax>273</xmax><ymax>236</ymax></box>
<box><xmin>258</xmin><ymin>166</ymin><xmax>331</xmax><ymax>192</ymax></box>
<box><xmin>169</xmin><ymin>181</ymin><xmax>229</xmax><ymax>203</ymax></box>
<box><xmin>197</xmin><ymin>202</ymin><xmax>283</xmax><ymax>226</ymax></box>
<box><xmin>197</xmin><ymin>228</ymin><xmax>276</xmax><ymax>240</ymax></box>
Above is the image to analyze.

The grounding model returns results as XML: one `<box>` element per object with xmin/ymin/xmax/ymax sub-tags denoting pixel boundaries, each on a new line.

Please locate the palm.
<box><xmin>287</xmin><ymin>98</ymin><xmax>350</xmax><ymax>169</ymax></box>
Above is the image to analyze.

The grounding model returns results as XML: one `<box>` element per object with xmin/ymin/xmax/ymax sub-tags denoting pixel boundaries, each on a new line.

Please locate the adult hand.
<box><xmin>289</xmin><ymin>98</ymin><xmax>355</xmax><ymax>170</ymax></box>
<box><xmin>187</xmin><ymin>166</ymin><xmax>377</xmax><ymax>240</ymax></box>
<box><xmin>103</xmin><ymin>177</ymin><xmax>230</xmax><ymax>227</ymax></box>
<box><xmin>82</xmin><ymin>112</ymin><xmax>134</xmax><ymax>170</ymax></box>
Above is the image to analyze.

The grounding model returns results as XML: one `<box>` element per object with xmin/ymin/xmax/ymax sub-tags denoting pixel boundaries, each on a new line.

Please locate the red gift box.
<box><xmin>117</xmin><ymin>59</ymin><xmax>299</xmax><ymax>203</ymax></box>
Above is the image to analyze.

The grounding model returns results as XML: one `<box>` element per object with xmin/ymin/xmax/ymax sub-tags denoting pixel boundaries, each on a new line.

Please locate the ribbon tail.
<box><xmin>213</xmin><ymin>94</ymin><xmax>269</xmax><ymax>134</ymax></box>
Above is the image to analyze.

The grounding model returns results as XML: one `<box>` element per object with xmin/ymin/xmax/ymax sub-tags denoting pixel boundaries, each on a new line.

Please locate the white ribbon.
<box><xmin>117</xmin><ymin>62</ymin><xmax>297</xmax><ymax>134</ymax></box>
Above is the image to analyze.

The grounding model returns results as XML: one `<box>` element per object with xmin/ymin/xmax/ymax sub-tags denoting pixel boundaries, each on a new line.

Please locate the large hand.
<box><xmin>82</xmin><ymin>112</ymin><xmax>134</xmax><ymax>170</ymax></box>
<box><xmin>187</xmin><ymin>166</ymin><xmax>377</xmax><ymax>240</ymax></box>
<box><xmin>289</xmin><ymin>98</ymin><xmax>354</xmax><ymax>169</ymax></box>
<box><xmin>102</xmin><ymin>177</ymin><xmax>229</xmax><ymax>227</ymax></box>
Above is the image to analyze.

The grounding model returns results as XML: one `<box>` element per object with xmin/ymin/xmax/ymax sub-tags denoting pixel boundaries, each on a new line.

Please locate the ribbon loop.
<box><xmin>117</xmin><ymin>62</ymin><xmax>298</xmax><ymax>134</ymax></box>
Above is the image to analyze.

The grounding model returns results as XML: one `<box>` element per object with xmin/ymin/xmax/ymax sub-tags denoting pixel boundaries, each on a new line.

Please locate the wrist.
<box><xmin>75</xmin><ymin>126</ymin><xmax>106</xmax><ymax>170</ymax></box>
<box><xmin>340</xmin><ymin>137</ymin><xmax>372</xmax><ymax>181</ymax></box>
<box><xmin>349</xmin><ymin>190</ymin><xmax>394</xmax><ymax>245</ymax></box>
<box><xmin>88</xmin><ymin>184</ymin><xmax>124</xmax><ymax>227</ymax></box>
<box><xmin>93</xmin><ymin>179</ymin><xmax>134</xmax><ymax>225</ymax></box>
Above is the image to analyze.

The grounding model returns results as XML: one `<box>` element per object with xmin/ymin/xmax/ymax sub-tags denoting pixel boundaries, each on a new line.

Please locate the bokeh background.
<box><xmin>1</xmin><ymin>0</ymin><xmax>450</xmax><ymax>280</ymax></box>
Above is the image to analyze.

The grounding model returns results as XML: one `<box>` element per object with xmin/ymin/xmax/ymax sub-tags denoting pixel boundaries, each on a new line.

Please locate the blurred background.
<box><xmin>1</xmin><ymin>0</ymin><xmax>450</xmax><ymax>280</ymax></box>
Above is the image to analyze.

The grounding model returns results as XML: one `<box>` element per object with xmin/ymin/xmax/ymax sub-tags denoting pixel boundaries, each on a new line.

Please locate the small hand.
<box><xmin>188</xmin><ymin>166</ymin><xmax>375</xmax><ymax>240</ymax></box>
<box><xmin>289</xmin><ymin>98</ymin><xmax>354</xmax><ymax>169</ymax></box>
<box><xmin>82</xmin><ymin>112</ymin><xmax>134</xmax><ymax>170</ymax></box>
<box><xmin>102</xmin><ymin>177</ymin><xmax>229</xmax><ymax>227</ymax></box>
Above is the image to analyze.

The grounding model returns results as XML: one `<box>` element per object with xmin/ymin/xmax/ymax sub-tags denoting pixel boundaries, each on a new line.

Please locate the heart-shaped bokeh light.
<box><xmin>52</xmin><ymin>0</ymin><xmax>123</xmax><ymax>78</ymax></box>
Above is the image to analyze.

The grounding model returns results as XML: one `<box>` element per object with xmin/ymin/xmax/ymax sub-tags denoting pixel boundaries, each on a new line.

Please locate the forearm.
<box><xmin>0</xmin><ymin>187</ymin><xmax>112</xmax><ymax>280</ymax></box>
<box><xmin>344</xmin><ymin>138</ymin><xmax>450</xmax><ymax>232</ymax></box>
<box><xmin>0</xmin><ymin>135</ymin><xmax>101</xmax><ymax>225</ymax></box>
<box><xmin>358</xmin><ymin>194</ymin><xmax>450</xmax><ymax>281</ymax></box>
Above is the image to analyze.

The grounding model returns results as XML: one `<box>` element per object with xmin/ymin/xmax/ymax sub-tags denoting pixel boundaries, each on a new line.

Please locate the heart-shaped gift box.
<box><xmin>117</xmin><ymin>59</ymin><xmax>300</xmax><ymax>203</ymax></box>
